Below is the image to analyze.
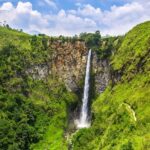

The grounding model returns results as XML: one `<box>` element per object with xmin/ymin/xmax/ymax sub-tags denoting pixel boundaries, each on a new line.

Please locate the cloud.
<box><xmin>43</xmin><ymin>0</ymin><xmax>57</xmax><ymax>9</ymax></box>
<box><xmin>0</xmin><ymin>1</ymin><xmax>150</xmax><ymax>36</ymax></box>
<box><xmin>70</xmin><ymin>1</ymin><xmax>150</xmax><ymax>35</ymax></box>
<box><xmin>0</xmin><ymin>2</ymin><xmax>49</xmax><ymax>33</ymax></box>
<box><xmin>0</xmin><ymin>2</ymin><xmax>13</xmax><ymax>10</ymax></box>
<box><xmin>0</xmin><ymin>1</ymin><xmax>97</xmax><ymax>35</ymax></box>
<box><xmin>101</xmin><ymin>2</ymin><xmax>150</xmax><ymax>35</ymax></box>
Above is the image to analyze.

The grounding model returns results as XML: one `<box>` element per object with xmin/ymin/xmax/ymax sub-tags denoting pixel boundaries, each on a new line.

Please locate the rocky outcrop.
<box><xmin>26</xmin><ymin>40</ymin><xmax>111</xmax><ymax>94</ymax></box>
<box><xmin>26</xmin><ymin>64</ymin><xmax>49</xmax><ymax>80</ymax></box>
<box><xmin>49</xmin><ymin>40</ymin><xmax>88</xmax><ymax>91</ymax></box>
<box><xmin>92</xmin><ymin>52</ymin><xmax>111</xmax><ymax>94</ymax></box>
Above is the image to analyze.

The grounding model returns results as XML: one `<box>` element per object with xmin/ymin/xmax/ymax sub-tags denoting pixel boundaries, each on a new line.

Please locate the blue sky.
<box><xmin>40</xmin><ymin>0</ymin><xmax>126</xmax><ymax>11</ymax></box>
<box><xmin>0</xmin><ymin>0</ymin><xmax>128</xmax><ymax>11</ymax></box>
<box><xmin>0</xmin><ymin>0</ymin><xmax>150</xmax><ymax>36</ymax></box>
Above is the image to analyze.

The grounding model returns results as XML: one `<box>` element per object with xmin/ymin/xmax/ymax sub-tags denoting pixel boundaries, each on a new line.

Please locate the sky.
<box><xmin>0</xmin><ymin>0</ymin><xmax>150</xmax><ymax>36</ymax></box>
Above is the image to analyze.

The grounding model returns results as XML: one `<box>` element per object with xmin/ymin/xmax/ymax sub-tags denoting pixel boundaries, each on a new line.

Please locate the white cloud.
<box><xmin>101</xmin><ymin>2</ymin><xmax>150</xmax><ymax>35</ymax></box>
<box><xmin>0</xmin><ymin>2</ymin><xmax>13</xmax><ymax>11</ymax></box>
<box><xmin>0</xmin><ymin>2</ymin><xmax>49</xmax><ymax>34</ymax></box>
<box><xmin>0</xmin><ymin>1</ymin><xmax>150</xmax><ymax>36</ymax></box>
<box><xmin>78</xmin><ymin>4</ymin><xmax>102</xmax><ymax>16</ymax></box>
<box><xmin>43</xmin><ymin>0</ymin><xmax>57</xmax><ymax>9</ymax></box>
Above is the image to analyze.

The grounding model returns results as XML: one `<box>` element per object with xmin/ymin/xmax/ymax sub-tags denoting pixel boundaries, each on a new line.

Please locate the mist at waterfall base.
<box><xmin>76</xmin><ymin>49</ymin><xmax>92</xmax><ymax>129</ymax></box>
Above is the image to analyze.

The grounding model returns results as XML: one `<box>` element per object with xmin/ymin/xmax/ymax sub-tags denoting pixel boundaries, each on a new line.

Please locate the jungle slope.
<box><xmin>0</xmin><ymin>27</ymin><xmax>77</xmax><ymax>150</ymax></box>
<box><xmin>72</xmin><ymin>21</ymin><xmax>150</xmax><ymax>150</ymax></box>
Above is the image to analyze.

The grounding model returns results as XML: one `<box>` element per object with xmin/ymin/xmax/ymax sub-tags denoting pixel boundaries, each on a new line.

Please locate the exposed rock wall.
<box><xmin>92</xmin><ymin>52</ymin><xmax>111</xmax><ymax>94</ymax></box>
<box><xmin>26</xmin><ymin>64</ymin><xmax>49</xmax><ymax>80</ymax></box>
<box><xmin>26</xmin><ymin>40</ymin><xmax>111</xmax><ymax>94</ymax></box>
<box><xmin>49</xmin><ymin>40</ymin><xmax>88</xmax><ymax>91</ymax></box>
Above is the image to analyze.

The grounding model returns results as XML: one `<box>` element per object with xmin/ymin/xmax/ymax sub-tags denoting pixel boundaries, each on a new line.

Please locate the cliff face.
<box><xmin>92</xmin><ymin>52</ymin><xmax>110</xmax><ymax>94</ymax></box>
<box><xmin>49</xmin><ymin>41</ymin><xmax>88</xmax><ymax>91</ymax></box>
<box><xmin>26</xmin><ymin>40</ymin><xmax>111</xmax><ymax>94</ymax></box>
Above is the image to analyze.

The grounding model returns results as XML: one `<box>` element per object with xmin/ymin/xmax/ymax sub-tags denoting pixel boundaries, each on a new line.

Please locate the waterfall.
<box><xmin>77</xmin><ymin>49</ymin><xmax>91</xmax><ymax>128</ymax></box>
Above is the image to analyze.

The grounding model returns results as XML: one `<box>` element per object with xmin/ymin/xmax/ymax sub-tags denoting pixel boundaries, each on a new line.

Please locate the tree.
<box><xmin>79</xmin><ymin>31</ymin><xmax>101</xmax><ymax>50</ymax></box>
<box><xmin>5</xmin><ymin>24</ymin><xmax>10</xmax><ymax>29</ymax></box>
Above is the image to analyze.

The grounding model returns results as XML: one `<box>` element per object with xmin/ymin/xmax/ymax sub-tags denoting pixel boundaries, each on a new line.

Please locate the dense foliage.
<box><xmin>0</xmin><ymin>27</ymin><xmax>77</xmax><ymax>150</ymax></box>
<box><xmin>79</xmin><ymin>31</ymin><xmax>101</xmax><ymax>50</ymax></box>
<box><xmin>72</xmin><ymin>21</ymin><xmax>150</xmax><ymax>149</ymax></box>
<box><xmin>0</xmin><ymin>21</ymin><xmax>150</xmax><ymax>150</ymax></box>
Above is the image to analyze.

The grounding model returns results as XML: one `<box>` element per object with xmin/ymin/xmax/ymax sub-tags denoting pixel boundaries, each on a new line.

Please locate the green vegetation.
<box><xmin>0</xmin><ymin>26</ymin><xmax>77</xmax><ymax>150</ymax></box>
<box><xmin>98</xmin><ymin>35</ymin><xmax>124</xmax><ymax>59</ymax></box>
<box><xmin>0</xmin><ymin>21</ymin><xmax>150</xmax><ymax>150</ymax></box>
<box><xmin>79</xmin><ymin>31</ymin><xmax>101</xmax><ymax>50</ymax></box>
<box><xmin>0</xmin><ymin>26</ymin><xmax>30</xmax><ymax>49</ymax></box>
<box><xmin>72</xmin><ymin>21</ymin><xmax>150</xmax><ymax>149</ymax></box>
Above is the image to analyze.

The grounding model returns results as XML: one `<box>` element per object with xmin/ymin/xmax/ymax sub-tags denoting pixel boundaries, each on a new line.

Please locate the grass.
<box><xmin>0</xmin><ymin>26</ymin><xmax>31</xmax><ymax>49</ymax></box>
<box><xmin>111</xmin><ymin>21</ymin><xmax>150</xmax><ymax>72</ymax></box>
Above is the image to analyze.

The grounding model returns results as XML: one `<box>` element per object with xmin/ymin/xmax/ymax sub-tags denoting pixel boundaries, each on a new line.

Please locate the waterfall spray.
<box><xmin>77</xmin><ymin>49</ymin><xmax>92</xmax><ymax>128</ymax></box>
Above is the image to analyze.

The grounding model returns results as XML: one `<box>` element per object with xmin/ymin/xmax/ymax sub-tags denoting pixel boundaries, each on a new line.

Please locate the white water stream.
<box><xmin>77</xmin><ymin>49</ymin><xmax>91</xmax><ymax>128</ymax></box>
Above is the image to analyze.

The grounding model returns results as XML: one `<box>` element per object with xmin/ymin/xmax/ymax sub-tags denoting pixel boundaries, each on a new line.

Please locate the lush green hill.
<box><xmin>0</xmin><ymin>21</ymin><xmax>150</xmax><ymax>150</ymax></box>
<box><xmin>72</xmin><ymin>21</ymin><xmax>150</xmax><ymax>149</ymax></box>
<box><xmin>0</xmin><ymin>26</ymin><xmax>77</xmax><ymax>150</ymax></box>
<box><xmin>0</xmin><ymin>27</ymin><xmax>31</xmax><ymax>49</ymax></box>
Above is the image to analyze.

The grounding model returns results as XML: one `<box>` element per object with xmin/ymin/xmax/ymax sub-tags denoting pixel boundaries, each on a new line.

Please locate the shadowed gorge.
<box><xmin>0</xmin><ymin>21</ymin><xmax>150</xmax><ymax>150</ymax></box>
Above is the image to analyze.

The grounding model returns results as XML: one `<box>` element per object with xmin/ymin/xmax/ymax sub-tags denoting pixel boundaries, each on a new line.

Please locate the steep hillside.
<box><xmin>0</xmin><ymin>27</ymin><xmax>79</xmax><ymax>150</ymax></box>
<box><xmin>0</xmin><ymin>27</ymin><xmax>31</xmax><ymax>49</ymax></box>
<box><xmin>72</xmin><ymin>21</ymin><xmax>150</xmax><ymax>150</ymax></box>
<box><xmin>0</xmin><ymin>21</ymin><xmax>150</xmax><ymax>150</ymax></box>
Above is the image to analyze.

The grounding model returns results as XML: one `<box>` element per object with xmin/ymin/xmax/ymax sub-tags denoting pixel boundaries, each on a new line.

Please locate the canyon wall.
<box><xmin>50</xmin><ymin>40</ymin><xmax>88</xmax><ymax>92</ymax></box>
<box><xmin>92</xmin><ymin>52</ymin><xmax>111</xmax><ymax>94</ymax></box>
<box><xmin>27</xmin><ymin>40</ymin><xmax>111</xmax><ymax>94</ymax></box>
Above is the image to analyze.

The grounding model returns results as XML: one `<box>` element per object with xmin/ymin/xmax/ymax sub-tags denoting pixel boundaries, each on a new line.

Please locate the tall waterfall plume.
<box><xmin>77</xmin><ymin>49</ymin><xmax>92</xmax><ymax>128</ymax></box>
